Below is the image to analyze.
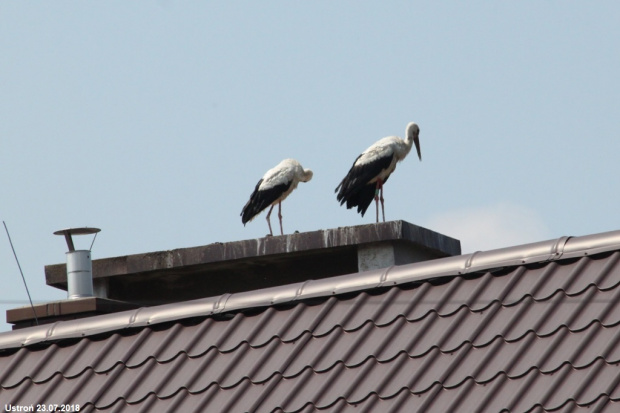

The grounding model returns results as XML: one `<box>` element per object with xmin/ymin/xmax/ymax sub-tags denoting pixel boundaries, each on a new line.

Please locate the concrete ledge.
<box><xmin>44</xmin><ymin>220</ymin><xmax>460</xmax><ymax>305</ymax></box>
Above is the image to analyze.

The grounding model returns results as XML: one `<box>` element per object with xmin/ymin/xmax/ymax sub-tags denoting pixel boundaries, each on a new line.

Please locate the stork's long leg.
<box><xmin>374</xmin><ymin>178</ymin><xmax>384</xmax><ymax>224</ymax></box>
<box><xmin>278</xmin><ymin>202</ymin><xmax>283</xmax><ymax>235</ymax></box>
<box><xmin>380</xmin><ymin>184</ymin><xmax>385</xmax><ymax>222</ymax></box>
<box><xmin>266</xmin><ymin>204</ymin><xmax>275</xmax><ymax>236</ymax></box>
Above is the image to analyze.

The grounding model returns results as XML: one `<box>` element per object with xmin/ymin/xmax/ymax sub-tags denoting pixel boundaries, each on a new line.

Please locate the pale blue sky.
<box><xmin>1</xmin><ymin>2</ymin><xmax>619</xmax><ymax>331</ymax></box>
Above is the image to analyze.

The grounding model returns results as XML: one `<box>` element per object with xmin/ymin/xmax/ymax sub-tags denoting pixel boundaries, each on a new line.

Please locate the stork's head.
<box><xmin>302</xmin><ymin>168</ymin><xmax>313</xmax><ymax>182</ymax></box>
<box><xmin>406</xmin><ymin>122</ymin><xmax>421</xmax><ymax>161</ymax></box>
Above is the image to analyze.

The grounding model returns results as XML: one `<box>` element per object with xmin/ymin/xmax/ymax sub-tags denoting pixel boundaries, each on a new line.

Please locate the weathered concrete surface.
<box><xmin>44</xmin><ymin>220</ymin><xmax>460</xmax><ymax>305</ymax></box>
<box><xmin>6</xmin><ymin>297</ymin><xmax>138</xmax><ymax>329</ymax></box>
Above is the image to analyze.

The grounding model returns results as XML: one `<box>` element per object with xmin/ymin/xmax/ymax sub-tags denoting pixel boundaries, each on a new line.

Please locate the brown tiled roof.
<box><xmin>2</xmin><ymin>230</ymin><xmax>620</xmax><ymax>412</ymax></box>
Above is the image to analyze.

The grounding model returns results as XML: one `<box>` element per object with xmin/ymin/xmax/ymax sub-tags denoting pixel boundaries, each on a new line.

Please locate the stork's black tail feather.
<box><xmin>349</xmin><ymin>184</ymin><xmax>376</xmax><ymax>217</ymax></box>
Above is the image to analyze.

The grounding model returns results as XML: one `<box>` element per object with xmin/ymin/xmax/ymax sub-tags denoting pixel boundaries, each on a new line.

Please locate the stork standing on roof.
<box><xmin>335</xmin><ymin>122</ymin><xmax>421</xmax><ymax>223</ymax></box>
<box><xmin>241</xmin><ymin>159</ymin><xmax>313</xmax><ymax>236</ymax></box>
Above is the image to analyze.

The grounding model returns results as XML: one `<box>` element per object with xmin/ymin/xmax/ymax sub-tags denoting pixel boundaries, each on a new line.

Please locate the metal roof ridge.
<box><xmin>1</xmin><ymin>227</ymin><xmax>620</xmax><ymax>351</ymax></box>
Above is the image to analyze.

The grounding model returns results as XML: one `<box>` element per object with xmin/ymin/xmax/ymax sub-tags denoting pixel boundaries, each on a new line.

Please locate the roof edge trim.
<box><xmin>2</xmin><ymin>228</ymin><xmax>620</xmax><ymax>351</ymax></box>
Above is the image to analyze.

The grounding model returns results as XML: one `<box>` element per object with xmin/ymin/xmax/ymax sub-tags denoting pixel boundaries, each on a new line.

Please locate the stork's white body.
<box><xmin>241</xmin><ymin>159</ymin><xmax>313</xmax><ymax>235</ymax></box>
<box><xmin>258</xmin><ymin>159</ymin><xmax>310</xmax><ymax>201</ymax></box>
<box><xmin>354</xmin><ymin>135</ymin><xmax>414</xmax><ymax>183</ymax></box>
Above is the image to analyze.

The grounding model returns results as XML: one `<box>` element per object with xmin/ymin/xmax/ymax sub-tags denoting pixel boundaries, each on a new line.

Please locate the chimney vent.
<box><xmin>53</xmin><ymin>227</ymin><xmax>100</xmax><ymax>300</ymax></box>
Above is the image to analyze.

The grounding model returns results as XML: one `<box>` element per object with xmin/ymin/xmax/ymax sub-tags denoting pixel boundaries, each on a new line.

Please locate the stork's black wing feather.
<box><xmin>347</xmin><ymin>184</ymin><xmax>375</xmax><ymax>216</ymax></box>
<box><xmin>241</xmin><ymin>179</ymin><xmax>292</xmax><ymax>225</ymax></box>
<box><xmin>335</xmin><ymin>153</ymin><xmax>394</xmax><ymax>214</ymax></box>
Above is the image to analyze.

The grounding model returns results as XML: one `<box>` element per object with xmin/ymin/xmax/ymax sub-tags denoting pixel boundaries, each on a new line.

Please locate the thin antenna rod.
<box><xmin>3</xmin><ymin>221</ymin><xmax>39</xmax><ymax>326</ymax></box>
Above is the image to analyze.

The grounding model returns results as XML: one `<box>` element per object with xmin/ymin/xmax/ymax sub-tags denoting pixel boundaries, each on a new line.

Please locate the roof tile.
<box><xmin>3</xmin><ymin>246</ymin><xmax>620</xmax><ymax>412</ymax></box>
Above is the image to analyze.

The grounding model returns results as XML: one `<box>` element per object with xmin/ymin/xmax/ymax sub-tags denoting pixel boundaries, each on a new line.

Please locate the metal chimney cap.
<box><xmin>54</xmin><ymin>227</ymin><xmax>101</xmax><ymax>236</ymax></box>
<box><xmin>54</xmin><ymin>227</ymin><xmax>101</xmax><ymax>252</ymax></box>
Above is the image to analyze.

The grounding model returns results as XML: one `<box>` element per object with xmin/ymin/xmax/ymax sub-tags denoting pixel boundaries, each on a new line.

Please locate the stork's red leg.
<box><xmin>374</xmin><ymin>178</ymin><xmax>384</xmax><ymax>224</ymax></box>
<box><xmin>278</xmin><ymin>202</ymin><xmax>283</xmax><ymax>235</ymax></box>
<box><xmin>374</xmin><ymin>188</ymin><xmax>379</xmax><ymax>224</ymax></box>
<box><xmin>266</xmin><ymin>204</ymin><xmax>275</xmax><ymax>236</ymax></box>
<box><xmin>380</xmin><ymin>184</ymin><xmax>385</xmax><ymax>222</ymax></box>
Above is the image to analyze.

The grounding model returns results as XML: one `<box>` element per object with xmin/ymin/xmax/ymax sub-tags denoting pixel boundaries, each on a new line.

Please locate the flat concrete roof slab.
<box><xmin>45</xmin><ymin>220</ymin><xmax>460</xmax><ymax>305</ymax></box>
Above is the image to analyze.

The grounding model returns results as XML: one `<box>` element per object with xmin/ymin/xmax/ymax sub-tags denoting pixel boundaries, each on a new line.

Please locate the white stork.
<box><xmin>335</xmin><ymin>122</ymin><xmax>421</xmax><ymax>222</ymax></box>
<box><xmin>241</xmin><ymin>158</ymin><xmax>313</xmax><ymax>236</ymax></box>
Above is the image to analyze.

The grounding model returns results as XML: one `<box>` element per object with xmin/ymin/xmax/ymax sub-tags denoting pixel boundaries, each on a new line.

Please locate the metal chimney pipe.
<box><xmin>54</xmin><ymin>227</ymin><xmax>101</xmax><ymax>300</ymax></box>
<box><xmin>66</xmin><ymin>250</ymin><xmax>94</xmax><ymax>299</ymax></box>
